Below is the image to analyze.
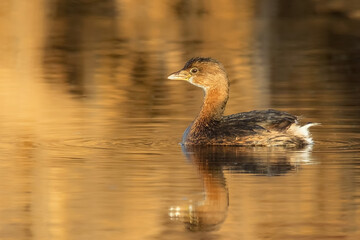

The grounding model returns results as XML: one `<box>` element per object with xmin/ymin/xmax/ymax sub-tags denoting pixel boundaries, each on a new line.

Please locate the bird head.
<box><xmin>168</xmin><ymin>57</ymin><xmax>229</xmax><ymax>91</ymax></box>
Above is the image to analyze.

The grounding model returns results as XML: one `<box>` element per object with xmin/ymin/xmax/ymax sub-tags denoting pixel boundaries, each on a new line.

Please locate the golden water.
<box><xmin>0</xmin><ymin>1</ymin><xmax>360</xmax><ymax>240</ymax></box>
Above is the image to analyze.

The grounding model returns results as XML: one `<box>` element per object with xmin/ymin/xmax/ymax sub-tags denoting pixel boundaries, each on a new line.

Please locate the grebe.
<box><xmin>168</xmin><ymin>57</ymin><xmax>318</xmax><ymax>146</ymax></box>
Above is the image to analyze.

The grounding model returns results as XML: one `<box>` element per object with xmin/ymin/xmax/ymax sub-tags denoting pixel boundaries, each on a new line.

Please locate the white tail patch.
<box><xmin>288</xmin><ymin>122</ymin><xmax>320</xmax><ymax>144</ymax></box>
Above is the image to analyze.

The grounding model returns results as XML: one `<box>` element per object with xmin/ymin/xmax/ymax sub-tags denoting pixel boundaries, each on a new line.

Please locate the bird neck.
<box><xmin>184</xmin><ymin>87</ymin><xmax>228</xmax><ymax>142</ymax></box>
<box><xmin>184</xmin><ymin>75</ymin><xmax>230</xmax><ymax>143</ymax></box>
<box><xmin>196</xmin><ymin>86</ymin><xmax>229</xmax><ymax>124</ymax></box>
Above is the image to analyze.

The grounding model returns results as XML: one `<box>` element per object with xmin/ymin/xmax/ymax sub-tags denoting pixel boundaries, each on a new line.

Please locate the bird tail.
<box><xmin>301</xmin><ymin>122</ymin><xmax>321</xmax><ymax>131</ymax></box>
<box><xmin>288</xmin><ymin>122</ymin><xmax>320</xmax><ymax>145</ymax></box>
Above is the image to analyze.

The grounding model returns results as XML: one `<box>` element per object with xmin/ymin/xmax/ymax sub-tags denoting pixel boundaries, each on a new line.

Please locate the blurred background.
<box><xmin>0</xmin><ymin>0</ymin><xmax>360</xmax><ymax>240</ymax></box>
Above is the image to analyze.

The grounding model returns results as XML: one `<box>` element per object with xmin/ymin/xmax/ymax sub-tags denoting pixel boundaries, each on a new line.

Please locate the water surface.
<box><xmin>0</xmin><ymin>1</ymin><xmax>360</xmax><ymax>240</ymax></box>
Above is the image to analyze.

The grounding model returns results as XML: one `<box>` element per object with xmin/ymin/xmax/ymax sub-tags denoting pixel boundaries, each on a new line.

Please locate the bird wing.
<box><xmin>222</xmin><ymin>109</ymin><xmax>298</xmax><ymax>133</ymax></box>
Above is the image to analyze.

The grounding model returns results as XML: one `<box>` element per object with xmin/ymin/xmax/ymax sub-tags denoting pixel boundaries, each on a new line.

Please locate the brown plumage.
<box><xmin>168</xmin><ymin>57</ymin><xmax>318</xmax><ymax>147</ymax></box>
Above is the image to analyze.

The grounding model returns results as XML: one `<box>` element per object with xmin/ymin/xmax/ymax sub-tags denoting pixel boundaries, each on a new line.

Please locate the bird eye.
<box><xmin>190</xmin><ymin>68</ymin><xmax>198</xmax><ymax>74</ymax></box>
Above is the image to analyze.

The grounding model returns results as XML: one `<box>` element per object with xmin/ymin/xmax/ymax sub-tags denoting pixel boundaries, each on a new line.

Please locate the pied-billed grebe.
<box><xmin>168</xmin><ymin>57</ymin><xmax>318</xmax><ymax>146</ymax></box>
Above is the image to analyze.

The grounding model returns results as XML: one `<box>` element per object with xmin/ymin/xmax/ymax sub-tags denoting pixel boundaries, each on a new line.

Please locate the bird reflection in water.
<box><xmin>169</xmin><ymin>145</ymin><xmax>314</xmax><ymax>231</ymax></box>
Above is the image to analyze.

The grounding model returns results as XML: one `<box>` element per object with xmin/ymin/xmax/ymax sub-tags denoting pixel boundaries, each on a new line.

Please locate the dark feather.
<box><xmin>223</xmin><ymin>109</ymin><xmax>297</xmax><ymax>132</ymax></box>
<box><xmin>183</xmin><ymin>57</ymin><xmax>219</xmax><ymax>69</ymax></box>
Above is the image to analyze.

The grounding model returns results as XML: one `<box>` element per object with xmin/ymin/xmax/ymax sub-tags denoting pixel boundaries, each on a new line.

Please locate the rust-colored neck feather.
<box><xmin>190</xmin><ymin>82</ymin><xmax>229</xmax><ymax>135</ymax></box>
<box><xmin>199</xmin><ymin>87</ymin><xmax>229</xmax><ymax>121</ymax></box>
